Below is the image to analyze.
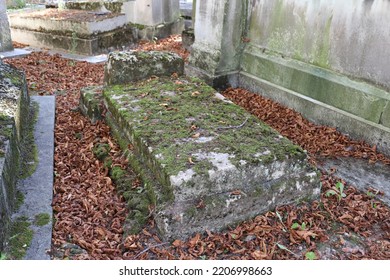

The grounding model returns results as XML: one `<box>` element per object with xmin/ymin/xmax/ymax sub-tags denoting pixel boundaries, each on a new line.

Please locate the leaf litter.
<box><xmin>3</xmin><ymin>35</ymin><xmax>389</xmax><ymax>260</ymax></box>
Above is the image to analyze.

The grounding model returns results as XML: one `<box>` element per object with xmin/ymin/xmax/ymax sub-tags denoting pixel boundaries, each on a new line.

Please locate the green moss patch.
<box><xmin>18</xmin><ymin>102</ymin><xmax>39</xmax><ymax>179</ymax></box>
<box><xmin>34</xmin><ymin>213</ymin><xmax>51</xmax><ymax>227</ymax></box>
<box><xmin>103</xmin><ymin>76</ymin><xmax>307</xmax><ymax>186</ymax></box>
<box><xmin>7</xmin><ymin>216</ymin><xmax>33</xmax><ymax>259</ymax></box>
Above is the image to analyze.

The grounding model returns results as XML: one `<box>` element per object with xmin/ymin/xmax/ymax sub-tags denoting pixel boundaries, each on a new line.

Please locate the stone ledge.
<box><xmin>81</xmin><ymin>72</ymin><xmax>320</xmax><ymax>240</ymax></box>
<box><xmin>237</xmin><ymin>72</ymin><xmax>390</xmax><ymax>157</ymax></box>
<box><xmin>242</xmin><ymin>47</ymin><xmax>390</xmax><ymax>128</ymax></box>
<box><xmin>11</xmin><ymin>25</ymin><xmax>137</xmax><ymax>56</ymax></box>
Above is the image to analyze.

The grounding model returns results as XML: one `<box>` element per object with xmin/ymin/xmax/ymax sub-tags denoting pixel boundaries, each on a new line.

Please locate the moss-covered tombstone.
<box><xmin>82</xmin><ymin>59</ymin><xmax>321</xmax><ymax>239</ymax></box>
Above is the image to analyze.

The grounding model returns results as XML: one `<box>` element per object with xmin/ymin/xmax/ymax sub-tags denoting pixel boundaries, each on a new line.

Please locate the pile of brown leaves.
<box><xmin>4</xmin><ymin>36</ymin><xmax>389</xmax><ymax>260</ymax></box>
<box><xmin>137</xmin><ymin>35</ymin><xmax>190</xmax><ymax>61</ymax></box>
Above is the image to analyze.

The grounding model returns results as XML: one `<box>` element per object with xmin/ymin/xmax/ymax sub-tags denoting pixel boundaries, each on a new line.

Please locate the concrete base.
<box><xmin>11</xmin><ymin>26</ymin><xmax>137</xmax><ymax>55</ymax></box>
<box><xmin>185</xmin><ymin>64</ymin><xmax>238</xmax><ymax>90</ymax></box>
<box><xmin>242</xmin><ymin>47</ymin><xmax>390</xmax><ymax>127</ymax></box>
<box><xmin>181</xmin><ymin>29</ymin><xmax>194</xmax><ymax>51</ymax></box>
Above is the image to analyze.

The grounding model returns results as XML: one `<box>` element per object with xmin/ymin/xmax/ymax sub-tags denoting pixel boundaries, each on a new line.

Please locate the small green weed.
<box><xmin>305</xmin><ymin>251</ymin><xmax>317</xmax><ymax>260</ymax></box>
<box><xmin>291</xmin><ymin>222</ymin><xmax>306</xmax><ymax>230</ymax></box>
<box><xmin>0</xmin><ymin>252</ymin><xmax>8</xmax><ymax>260</ymax></box>
<box><xmin>325</xmin><ymin>181</ymin><xmax>346</xmax><ymax>202</ymax></box>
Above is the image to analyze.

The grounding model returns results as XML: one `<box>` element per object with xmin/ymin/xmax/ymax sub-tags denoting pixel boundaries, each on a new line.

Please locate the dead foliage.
<box><xmin>137</xmin><ymin>35</ymin><xmax>190</xmax><ymax>62</ymax></box>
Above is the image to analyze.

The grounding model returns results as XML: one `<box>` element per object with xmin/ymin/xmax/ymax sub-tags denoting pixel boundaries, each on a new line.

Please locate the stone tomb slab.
<box><xmin>100</xmin><ymin>74</ymin><xmax>320</xmax><ymax>240</ymax></box>
<box><xmin>9</xmin><ymin>8</ymin><xmax>137</xmax><ymax>55</ymax></box>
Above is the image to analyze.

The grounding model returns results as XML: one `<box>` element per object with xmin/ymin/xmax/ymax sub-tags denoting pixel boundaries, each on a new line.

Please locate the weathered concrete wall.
<box><xmin>187</xmin><ymin>0</ymin><xmax>248</xmax><ymax>85</ymax></box>
<box><xmin>0</xmin><ymin>0</ymin><xmax>14</xmax><ymax>52</ymax></box>
<box><xmin>188</xmin><ymin>0</ymin><xmax>390</xmax><ymax>156</ymax></box>
<box><xmin>240</xmin><ymin>0</ymin><xmax>390</xmax><ymax>155</ymax></box>
<box><xmin>248</xmin><ymin>0</ymin><xmax>390</xmax><ymax>90</ymax></box>
<box><xmin>121</xmin><ymin>0</ymin><xmax>180</xmax><ymax>26</ymax></box>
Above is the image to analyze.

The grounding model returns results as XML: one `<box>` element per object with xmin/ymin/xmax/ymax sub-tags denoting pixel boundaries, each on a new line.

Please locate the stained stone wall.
<box><xmin>0</xmin><ymin>61</ymin><xmax>29</xmax><ymax>252</ymax></box>
<box><xmin>188</xmin><ymin>0</ymin><xmax>390</xmax><ymax>156</ymax></box>
<box><xmin>0</xmin><ymin>0</ymin><xmax>13</xmax><ymax>52</ymax></box>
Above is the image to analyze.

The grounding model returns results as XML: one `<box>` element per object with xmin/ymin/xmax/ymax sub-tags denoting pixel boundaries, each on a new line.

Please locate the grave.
<box><xmin>0</xmin><ymin>60</ymin><xmax>30</xmax><ymax>252</ymax></box>
<box><xmin>8</xmin><ymin>0</ymin><xmax>184</xmax><ymax>55</ymax></box>
<box><xmin>80</xmin><ymin>51</ymin><xmax>321</xmax><ymax>240</ymax></box>
<box><xmin>9</xmin><ymin>7</ymin><xmax>137</xmax><ymax>55</ymax></box>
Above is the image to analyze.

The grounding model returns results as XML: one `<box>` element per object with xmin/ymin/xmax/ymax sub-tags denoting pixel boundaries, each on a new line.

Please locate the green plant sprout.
<box><xmin>305</xmin><ymin>251</ymin><xmax>317</xmax><ymax>260</ymax></box>
<box><xmin>325</xmin><ymin>181</ymin><xmax>346</xmax><ymax>201</ymax></box>
<box><xmin>291</xmin><ymin>222</ymin><xmax>306</xmax><ymax>230</ymax></box>
<box><xmin>0</xmin><ymin>252</ymin><xmax>8</xmax><ymax>260</ymax></box>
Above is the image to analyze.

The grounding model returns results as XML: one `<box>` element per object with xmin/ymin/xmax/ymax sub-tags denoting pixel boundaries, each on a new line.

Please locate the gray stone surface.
<box><xmin>104</xmin><ymin>50</ymin><xmax>184</xmax><ymax>85</ymax></box>
<box><xmin>317</xmin><ymin>157</ymin><xmax>390</xmax><ymax>207</ymax></box>
<box><xmin>189</xmin><ymin>0</ymin><xmax>247</xmax><ymax>77</ymax></box>
<box><xmin>12</xmin><ymin>96</ymin><xmax>55</xmax><ymax>260</ymax></box>
<box><xmin>180</xmin><ymin>0</ymin><xmax>193</xmax><ymax>17</ymax></box>
<box><xmin>0</xmin><ymin>0</ymin><xmax>13</xmax><ymax>52</ymax></box>
<box><xmin>0</xmin><ymin>48</ymin><xmax>32</xmax><ymax>59</ymax></box>
<box><xmin>247</xmin><ymin>0</ymin><xmax>390</xmax><ymax>90</ymax></box>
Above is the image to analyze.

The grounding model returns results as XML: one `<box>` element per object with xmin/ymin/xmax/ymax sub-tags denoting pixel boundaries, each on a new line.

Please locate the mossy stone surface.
<box><xmin>104</xmin><ymin>51</ymin><xmax>184</xmax><ymax>85</ymax></box>
<box><xmin>101</xmin><ymin>75</ymin><xmax>320</xmax><ymax>240</ymax></box>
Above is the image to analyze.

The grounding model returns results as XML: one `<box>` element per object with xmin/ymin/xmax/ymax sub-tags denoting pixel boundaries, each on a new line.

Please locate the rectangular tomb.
<box><xmin>9</xmin><ymin>8</ymin><xmax>137</xmax><ymax>55</ymax></box>
<box><xmin>101</xmin><ymin>75</ymin><xmax>321</xmax><ymax>240</ymax></box>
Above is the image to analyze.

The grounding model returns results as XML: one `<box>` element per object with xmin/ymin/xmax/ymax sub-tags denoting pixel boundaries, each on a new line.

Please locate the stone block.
<box><xmin>101</xmin><ymin>76</ymin><xmax>320</xmax><ymax>240</ymax></box>
<box><xmin>104</xmin><ymin>50</ymin><xmax>184</xmax><ymax>85</ymax></box>
<box><xmin>9</xmin><ymin>8</ymin><xmax>137</xmax><ymax>55</ymax></box>
<box><xmin>182</xmin><ymin>29</ymin><xmax>194</xmax><ymax>50</ymax></box>
<box><xmin>79</xmin><ymin>86</ymin><xmax>104</xmax><ymax>124</ymax></box>
<box><xmin>242</xmin><ymin>48</ymin><xmax>390</xmax><ymax>127</ymax></box>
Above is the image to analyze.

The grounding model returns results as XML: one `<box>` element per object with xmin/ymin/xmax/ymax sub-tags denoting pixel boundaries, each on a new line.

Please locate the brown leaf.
<box><xmin>172</xmin><ymin>240</ymin><xmax>183</xmax><ymax>247</ymax></box>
